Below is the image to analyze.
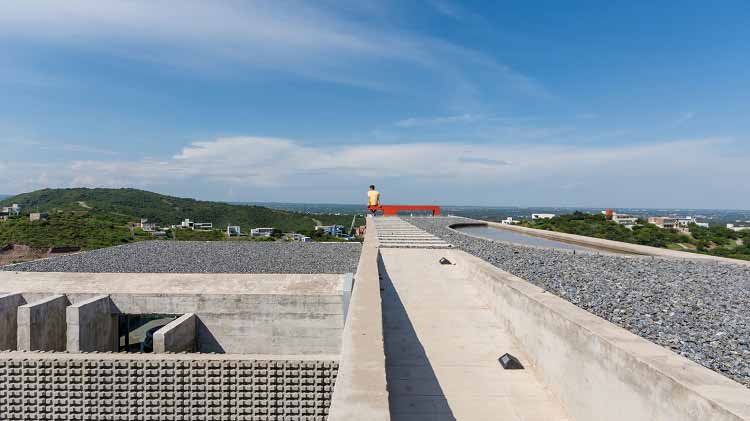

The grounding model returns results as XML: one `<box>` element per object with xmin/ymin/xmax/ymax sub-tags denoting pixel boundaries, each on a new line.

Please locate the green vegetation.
<box><xmin>171</xmin><ymin>229</ymin><xmax>226</xmax><ymax>241</ymax></box>
<box><xmin>0</xmin><ymin>188</ymin><xmax>366</xmax><ymax>250</ymax></box>
<box><xmin>0</xmin><ymin>211</ymin><xmax>134</xmax><ymax>249</ymax></box>
<box><xmin>517</xmin><ymin>212</ymin><xmax>750</xmax><ymax>261</ymax></box>
<box><xmin>0</xmin><ymin>188</ymin><xmax>329</xmax><ymax>232</ymax></box>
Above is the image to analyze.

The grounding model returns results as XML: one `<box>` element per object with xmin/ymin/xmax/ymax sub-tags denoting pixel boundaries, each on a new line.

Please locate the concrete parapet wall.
<box><xmin>154</xmin><ymin>312</ymin><xmax>196</xmax><ymax>353</ymax></box>
<box><xmin>66</xmin><ymin>294</ymin><xmax>116</xmax><ymax>352</ymax></box>
<box><xmin>0</xmin><ymin>351</ymin><xmax>338</xmax><ymax>420</ymax></box>
<box><xmin>455</xmin><ymin>250</ymin><xmax>750</xmax><ymax>421</ymax></box>
<box><xmin>478</xmin><ymin>220</ymin><xmax>750</xmax><ymax>265</ymax></box>
<box><xmin>0</xmin><ymin>293</ymin><xmax>25</xmax><ymax>350</ymax></box>
<box><xmin>328</xmin><ymin>217</ymin><xmax>390</xmax><ymax>421</ymax></box>
<box><xmin>17</xmin><ymin>294</ymin><xmax>69</xmax><ymax>351</ymax></box>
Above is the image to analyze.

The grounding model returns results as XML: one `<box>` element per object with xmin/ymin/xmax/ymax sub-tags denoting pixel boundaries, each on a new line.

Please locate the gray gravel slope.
<box><xmin>407</xmin><ymin>216</ymin><xmax>750</xmax><ymax>388</ymax></box>
<box><xmin>2</xmin><ymin>241</ymin><xmax>361</xmax><ymax>274</ymax></box>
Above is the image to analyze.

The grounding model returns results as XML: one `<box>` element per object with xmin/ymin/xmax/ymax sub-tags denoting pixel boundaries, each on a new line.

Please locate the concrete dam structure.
<box><xmin>0</xmin><ymin>218</ymin><xmax>749</xmax><ymax>420</ymax></box>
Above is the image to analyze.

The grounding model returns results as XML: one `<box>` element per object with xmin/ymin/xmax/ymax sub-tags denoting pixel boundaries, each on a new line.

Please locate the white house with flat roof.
<box><xmin>1</xmin><ymin>204</ymin><xmax>20</xmax><ymax>216</ymax></box>
<box><xmin>531</xmin><ymin>213</ymin><xmax>555</xmax><ymax>220</ymax></box>
<box><xmin>227</xmin><ymin>225</ymin><xmax>241</xmax><ymax>237</ymax></box>
<box><xmin>251</xmin><ymin>227</ymin><xmax>278</xmax><ymax>237</ymax></box>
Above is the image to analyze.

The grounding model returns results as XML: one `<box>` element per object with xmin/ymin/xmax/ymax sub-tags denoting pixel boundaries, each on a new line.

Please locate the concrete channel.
<box><xmin>329</xmin><ymin>216</ymin><xmax>750</xmax><ymax>421</ymax></box>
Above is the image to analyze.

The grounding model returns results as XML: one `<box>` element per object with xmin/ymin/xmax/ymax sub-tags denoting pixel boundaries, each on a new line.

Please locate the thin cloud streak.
<box><xmin>1</xmin><ymin>136</ymin><xmax>747</xmax><ymax>208</ymax></box>
<box><xmin>0</xmin><ymin>1</ymin><xmax>551</xmax><ymax>99</ymax></box>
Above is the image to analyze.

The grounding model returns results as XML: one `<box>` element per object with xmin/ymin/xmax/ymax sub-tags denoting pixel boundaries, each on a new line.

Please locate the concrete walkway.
<box><xmin>380</xmin><ymin>247</ymin><xmax>570</xmax><ymax>421</ymax></box>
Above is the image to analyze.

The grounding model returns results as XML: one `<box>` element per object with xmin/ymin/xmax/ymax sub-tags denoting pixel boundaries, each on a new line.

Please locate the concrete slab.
<box><xmin>380</xmin><ymin>248</ymin><xmax>569</xmax><ymax>421</ymax></box>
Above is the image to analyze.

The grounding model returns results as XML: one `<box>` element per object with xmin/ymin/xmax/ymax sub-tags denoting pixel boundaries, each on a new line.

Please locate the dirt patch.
<box><xmin>0</xmin><ymin>244</ymin><xmax>77</xmax><ymax>267</ymax></box>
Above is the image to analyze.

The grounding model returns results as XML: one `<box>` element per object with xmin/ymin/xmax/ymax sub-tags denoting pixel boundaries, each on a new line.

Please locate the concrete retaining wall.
<box><xmin>0</xmin><ymin>351</ymin><xmax>338</xmax><ymax>420</ymax></box>
<box><xmin>456</xmin><ymin>251</ymin><xmax>750</xmax><ymax>421</ymax></box>
<box><xmin>328</xmin><ymin>217</ymin><xmax>390</xmax><ymax>421</ymax></box>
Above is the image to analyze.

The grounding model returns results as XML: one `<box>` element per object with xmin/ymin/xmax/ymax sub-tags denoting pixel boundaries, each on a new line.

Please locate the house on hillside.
<box><xmin>139</xmin><ymin>218</ymin><xmax>157</xmax><ymax>232</ymax></box>
<box><xmin>289</xmin><ymin>233</ymin><xmax>312</xmax><ymax>242</ymax></box>
<box><xmin>251</xmin><ymin>227</ymin><xmax>278</xmax><ymax>237</ymax></box>
<box><xmin>1</xmin><ymin>204</ymin><xmax>20</xmax><ymax>217</ymax></box>
<box><xmin>315</xmin><ymin>225</ymin><xmax>345</xmax><ymax>236</ymax></box>
<box><xmin>500</xmin><ymin>217</ymin><xmax>519</xmax><ymax>225</ymax></box>
<box><xmin>727</xmin><ymin>224</ymin><xmax>750</xmax><ymax>232</ymax></box>
<box><xmin>609</xmin><ymin>212</ymin><xmax>639</xmax><ymax>229</ymax></box>
<box><xmin>193</xmin><ymin>222</ymin><xmax>213</xmax><ymax>230</ymax></box>
<box><xmin>227</xmin><ymin>225</ymin><xmax>241</xmax><ymax>237</ymax></box>
<box><xmin>29</xmin><ymin>212</ymin><xmax>49</xmax><ymax>222</ymax></box>
<box><xmin>648</xmin><ymin>217</ymin><xmax>677</xmax><ymax>229</ymax></box>
<box><xmin>177</xmin><ymin>219</ymin><xmax>212</xmax><ymax>230</ymax></box>
<box><xmin>531</xmin><ymin>213</ymin><xmax>555</xmax><ymax>220</ymax></box>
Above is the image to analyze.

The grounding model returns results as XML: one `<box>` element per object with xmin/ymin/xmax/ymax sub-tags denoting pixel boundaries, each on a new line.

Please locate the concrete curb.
<box><xmin>328</xmin><ymin>217</ymin><xmax>390</xmax><ymax>421</ymax></box>
<box><xmin>456</xmin><ymin>250</ymin><xmax>750</xmax><ymax>421</ymax></box>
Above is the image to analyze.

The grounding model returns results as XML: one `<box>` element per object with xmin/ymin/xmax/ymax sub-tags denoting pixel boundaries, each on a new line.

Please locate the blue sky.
<box><xmin>1</xmin><ymin>1</ymin><xmax>749</xmax><ymax>208</ymax></box>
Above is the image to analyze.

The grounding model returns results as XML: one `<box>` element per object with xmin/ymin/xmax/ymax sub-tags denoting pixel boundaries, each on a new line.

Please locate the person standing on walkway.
<box><xmin>367</xmin><ymin>185</ymin><xmax>380</xmax><ymax>216</ymax></box>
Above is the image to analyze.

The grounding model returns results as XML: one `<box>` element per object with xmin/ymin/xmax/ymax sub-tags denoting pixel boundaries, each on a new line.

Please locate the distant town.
<box><xmin>134</xmin><ymin>216</ymin><xmax>362</xmax><ymax>242</ymax></box>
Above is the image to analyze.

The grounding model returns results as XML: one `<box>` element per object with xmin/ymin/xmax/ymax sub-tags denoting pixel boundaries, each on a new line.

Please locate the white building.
<box><xmin>648</xmin><ymin>217</ymin><xmax>676</xmax><ymax>229</ymax></box>
<box><xmin>227</xmin><ymin>225</ymin><xmax>241</xmax><ymax>237</ymax></box>
<box><xmin>178</xmin><ymin>219</ymin><xmax>212</xmax><ymax>230</ymax></box>
<box><xmin>251</xmin><ymin>227</ymin><xmax>278</xmax><ymax>237</ymax></box>
<box><xmin>727</xmin><ymin>224</ymin><xmax>750</xmax><ymax>232</ymax></box>
<box><xmin>291</xmin><ymin>233</ymin><xmax>312</xmax><ymax>242</ymax></box>
<box><xmin>500</xmin><ymin>217</ymin><xmax>519</xmax><ymax>225</ymax></box>
<box><xmin>193</xmin><ymin>222</ymin><xmax>213</xmax><ymax>231</ymax></box>
<box><xmin>675</xmin><ymin>216</ymin><xmax>697</xmax><ymax>228</ymax></box>
<box><xmin>610</xmin><ymin>213</ymin><xmax>639</xmax><ymax>228</ymax></box>
<box><xmin>139</xmin><ymin>218</ymin><xmax>157</xmax><ymax>232</ymax></box>
<box><xmin>531</xmin><ymin>213</ymin><xmax>555</xmax><ymax>220</ymax></box>
<box><xmin>1</xmin><ymin>204</ymin><xmax>20</xmax><ymax>216</ymax></box>
<box><xmin>29</xmin><ymin>212</ymin><xmax>49</xmax><ymax>222</ymax></box>
<box><xmin>315</xmin><ymin>225</ymin><xmax>346</xmax><ymax>236</ymax></box>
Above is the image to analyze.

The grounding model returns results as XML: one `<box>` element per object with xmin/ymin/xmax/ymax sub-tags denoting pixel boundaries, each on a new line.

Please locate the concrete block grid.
<box><xmin>0</xmin><ymin>355</ymin><xmax>338</xmax><ymax>420</ymax></box>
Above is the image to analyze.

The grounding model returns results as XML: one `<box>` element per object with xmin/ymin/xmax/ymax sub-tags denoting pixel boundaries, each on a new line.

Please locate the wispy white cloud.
<box><xmin>395</xmin><ymin>114</ymin><xmax>482</xmax><ymax>127</ymax></box>
<box><xmin>2</xmin><ymin>136</ymin><xmax>747</xmax><ymax>207</ymax></box>
<box><xmin>0</xmin><ymin>1</ymin><xmax>551</xmax><ymax>99</ymax></box>
<box><xmin>672</xmin><ymin>112</ymin><xmax>696</xmax><ymax>128</ymax></box>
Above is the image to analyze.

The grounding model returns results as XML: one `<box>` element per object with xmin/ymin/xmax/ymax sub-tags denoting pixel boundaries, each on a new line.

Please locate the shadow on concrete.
<box><xmin>196</xmin><ymin>317</ymin><xmax>225</xmax><ymax>353</ymax></box>
<box><xmin>379</xmin><ymin>255</ymin><xmax>456</xmax><ymax>421</ymax></box>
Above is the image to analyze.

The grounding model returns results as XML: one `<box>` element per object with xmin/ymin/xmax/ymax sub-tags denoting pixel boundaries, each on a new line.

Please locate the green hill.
<box><xmin>0</xmin><ymin>188</ymin><xmax>364</xmax><ymax>250</ymax></box>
